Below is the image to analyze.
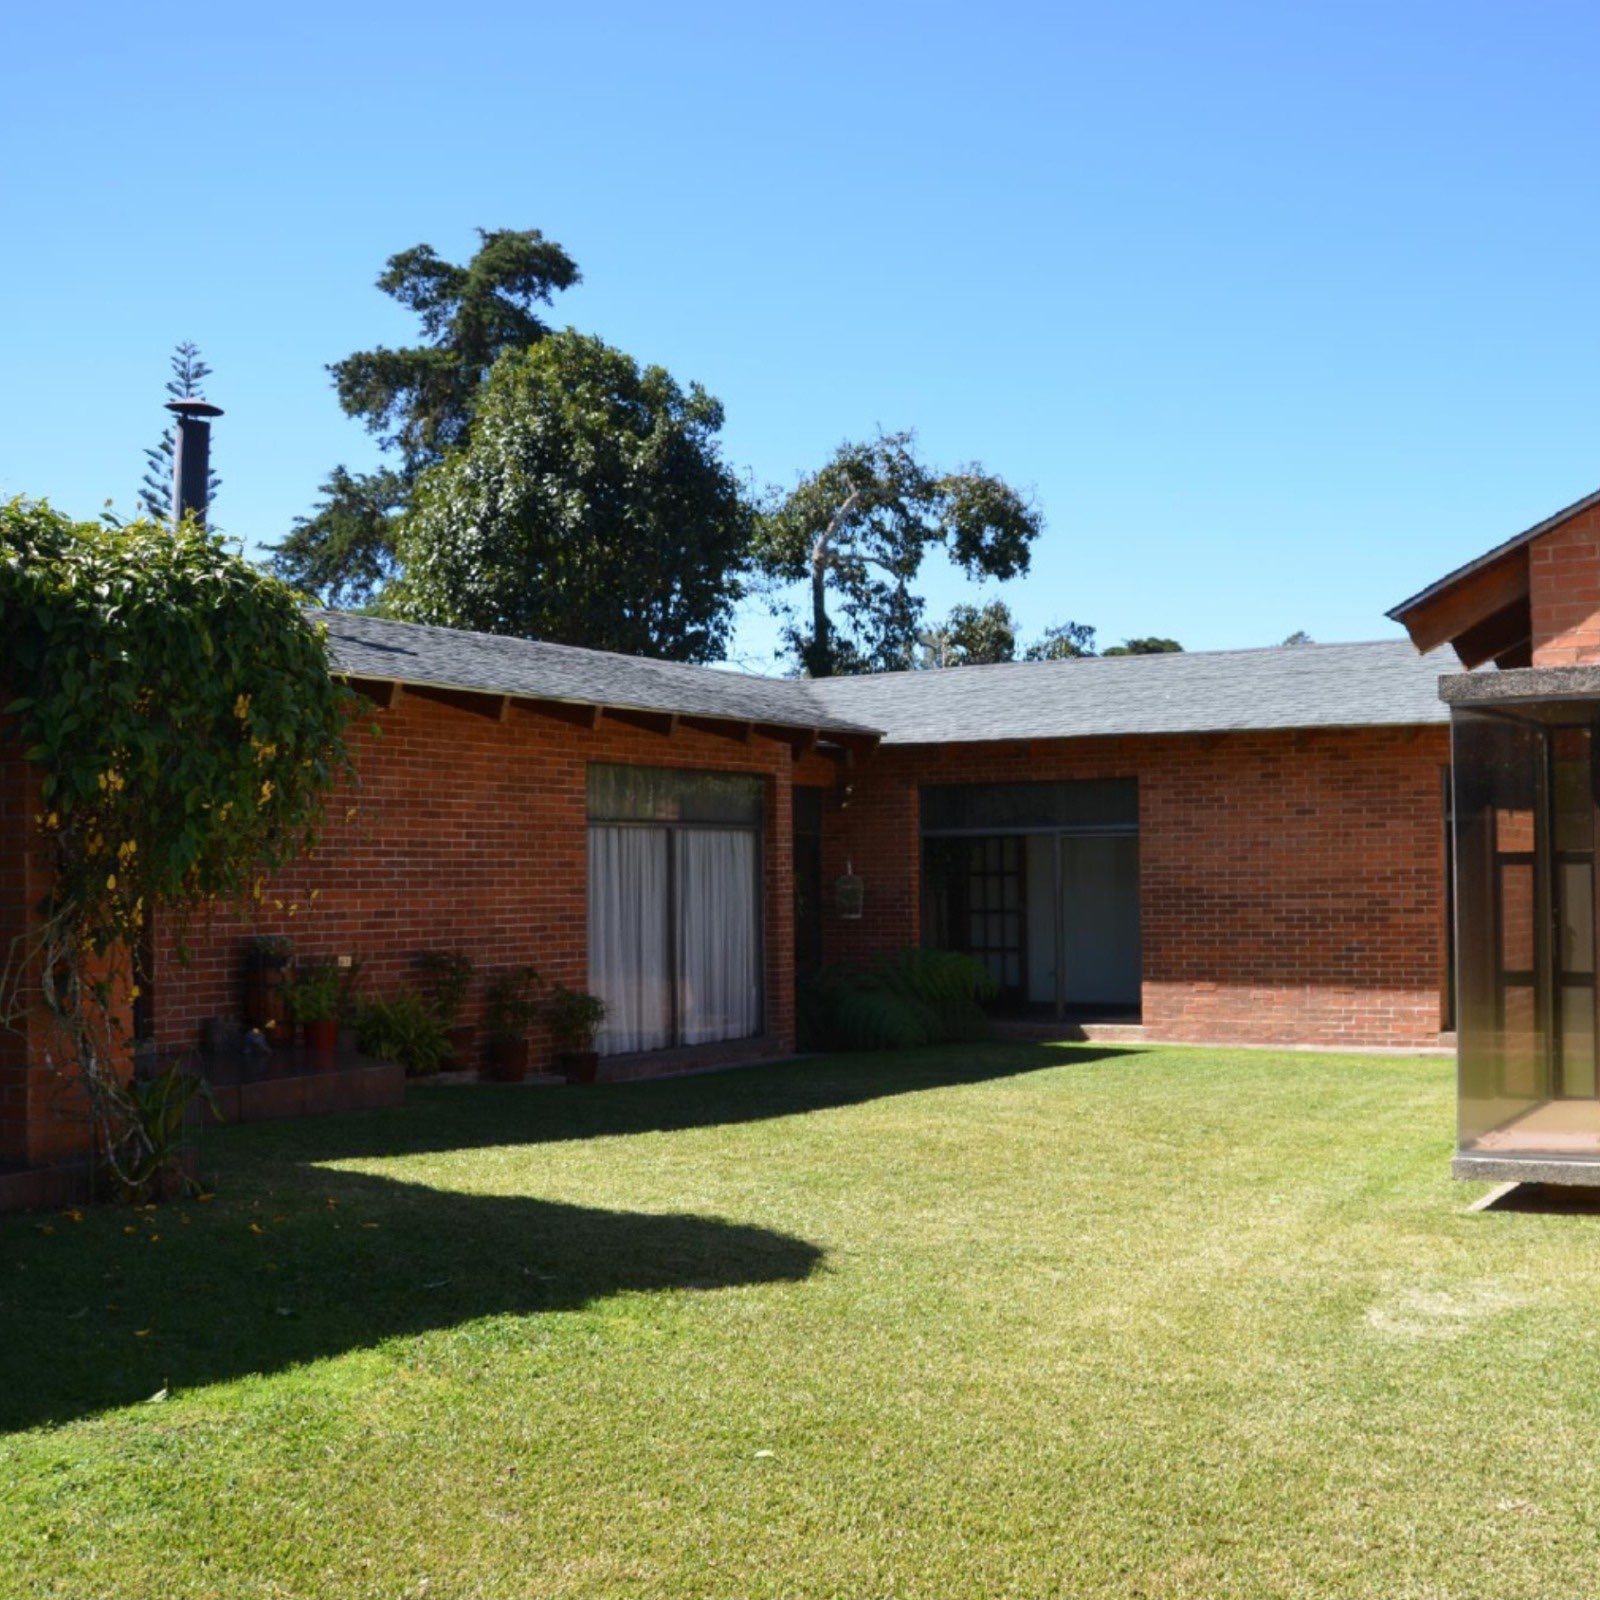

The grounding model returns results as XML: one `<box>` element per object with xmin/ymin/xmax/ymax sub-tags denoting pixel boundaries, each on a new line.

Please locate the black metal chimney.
<box><xmin>166</xmin><ymin>397</ymin><xmax>223</xmax><ymax>529</ymax></box>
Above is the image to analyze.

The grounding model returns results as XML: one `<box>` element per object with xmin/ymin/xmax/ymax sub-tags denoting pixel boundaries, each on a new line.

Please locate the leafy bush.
<box><xmin>0</xmin><ymin>498</ymin><xmax>354</xmax><ymax>1199</ymax></box>
<box><xmin>482</xmin><ymin>966</ymin><xmax>541</xmax><ymax>1043</ymax></box>
<box><xmin>114</xmin><ymin>1062</ymin><xmax>219</xmax><ymax>1204</ymax></box>
<box><xmin>284</xmin><ymin>960</ymin><xmax>342</xmax><ymax>1024</ymax></box>
<box><xmin>798</xmin><ymin>947</ymin><xmax>998</xmax><ymax>1053</ymax></box>
<box><xmin>543</xmin><ymin>983</ymin><xmax>606</xmax><ymax>1052</ymax></box>
<box><xmin>354</xmin><ymin>992</ymin><xmax>453</xmax><ymax>1076</ymax></box>
<box><xmin>415</xmin><ymin>949</ymin><xmax>473</xmax><ymax>1024</ymax></box>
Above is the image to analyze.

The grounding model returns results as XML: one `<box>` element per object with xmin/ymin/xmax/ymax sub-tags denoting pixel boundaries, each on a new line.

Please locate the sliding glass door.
<box><xmin>920</xmin><ymin>779</ymin><xmax>1141</xmax><ymax>1018</ymax></box>
<box><xmin>588</xmin><ymin>826</ymin><xmax>673</xmax><ymax>1053</ymax></box>
<box><xmin>587</xmin><ymin>766</ymin><xmax>763</xmax><ymax>1056</ymax></box>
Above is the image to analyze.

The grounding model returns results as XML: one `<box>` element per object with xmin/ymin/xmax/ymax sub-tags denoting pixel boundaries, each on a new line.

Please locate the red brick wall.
<box><xmin>1530</xmin><ymin>506</ymin><xmax>1600</xmax><ymax>665</ymax></box>
<box><xmin>0</xmin><ymin>734</ymin><xmax>103</xmax><ymax>1164</ymax></box>
<box><xmin>151</xmin><ymin>691</ymin><xmax>799</xmax><ymax>1066</ymax></box>
<box><xmin>0</xmin><ymin>732</ymin><xmax>37</xmax><ymax>1159</ymax></box>
<box><xmin>820</xmin><ymin>725</ymin><xmax>1452</xmax><ymax>1048</ymax></box>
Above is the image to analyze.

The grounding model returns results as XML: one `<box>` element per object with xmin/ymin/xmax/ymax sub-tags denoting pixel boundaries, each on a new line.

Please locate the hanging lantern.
<box><xmin>835</xmin><ymin>860</ymin><xmax>864</xmax><ymax>920</ymax></box>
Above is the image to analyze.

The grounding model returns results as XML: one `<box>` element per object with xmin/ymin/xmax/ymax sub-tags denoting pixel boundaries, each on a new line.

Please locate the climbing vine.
<box><xmin>0</xmin><ymin>498</ymin><xmax>355</xmax><ymax>1193</ymax></box>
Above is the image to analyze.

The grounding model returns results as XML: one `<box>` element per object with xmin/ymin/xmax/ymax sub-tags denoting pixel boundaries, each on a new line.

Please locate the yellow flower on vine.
<box><xmin>259</xmin><ymin>779</ymin><xmax>274</xmax><ymax>805</ymax></box>
<box><xmin>233</xmin><ymin>694</ymin><xmax>251</xmax><ymax>720</ymax></box>
<box><xmin>106</xmin><ymin>874</ymin><xmax>117</xmax><ymax>892</ymax></box>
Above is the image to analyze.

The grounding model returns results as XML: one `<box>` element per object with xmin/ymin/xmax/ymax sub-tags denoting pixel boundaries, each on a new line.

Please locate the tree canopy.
<box><xmin>270</xmin><ymin>228</ymin><xmax>580</xmax><ymax>606</ymax></box>
<box><xmin>754</xmin><ymin>430</ymin><xmax>1043</xmax><ymax>677</ymax></box>
<box><xmin>919</xmin><ymin>600</ymin><xmax>1019</xmax><ymax>667</ymax></box>
<box><xmin>385</xmin><ymin>332</ymin><xmax>752</xmax><ymax>662</ymax></box>
<box><xmin>1022</xmin><ymin>620</ymin><xmax>1099</xmax><ymax>661</ymax></box>
<box><xmin>1103</xmin><ymin>636</ymin><xmax>1183</xmax><ymax>656</ymax></box>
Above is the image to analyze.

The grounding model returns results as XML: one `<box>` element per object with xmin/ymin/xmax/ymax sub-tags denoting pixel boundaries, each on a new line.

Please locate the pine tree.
<box><xmin>139</xmin><ymin>342</ymin><xmax>221</xmax><ymax>522</ymax></box>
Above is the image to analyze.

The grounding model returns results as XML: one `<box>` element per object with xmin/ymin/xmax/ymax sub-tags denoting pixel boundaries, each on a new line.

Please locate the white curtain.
<box><xmin>588</xmin><ymin>827</ymin><xmax>672</xmax><ymax>1055</ymax></box>
<box><xmin>677</xmin><ymin>829</ymin><xmax>761</xmax><ymax>1045</ymax></box>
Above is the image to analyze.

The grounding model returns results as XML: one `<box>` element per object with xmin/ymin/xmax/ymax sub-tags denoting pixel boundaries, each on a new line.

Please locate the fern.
<box><xmin>799</xmin><ymin>947</ymin><xmax>997</xmax><ymax>1053</ymax></box>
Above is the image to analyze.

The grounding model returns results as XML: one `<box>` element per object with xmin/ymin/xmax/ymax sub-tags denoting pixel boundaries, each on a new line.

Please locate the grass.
<box><xmin>1</xmin><ymin>1040</ymin><xmax>1596</xmax><ymax>1598</ymax></box>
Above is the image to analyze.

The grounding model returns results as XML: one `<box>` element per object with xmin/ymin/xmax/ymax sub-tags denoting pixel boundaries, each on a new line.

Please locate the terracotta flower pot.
<box><xmin>303</xmin><ymin>1019</ymin><xmax>339</xmax><ymax>1057</ymax></box>
<box><xmin>485</xmin><ymin>1036</ymin><xmax>529</xmax><ymax>1082</ymax></box>
<box><xmin>447</xmin><ymin>1023</ymin><xmax>478</xmax><ymax>1073</ymax></box>
<box><xmin>555</xmin><ymin>1049</ymin><xmax>599</xmax><ymax>1084</ymax></box>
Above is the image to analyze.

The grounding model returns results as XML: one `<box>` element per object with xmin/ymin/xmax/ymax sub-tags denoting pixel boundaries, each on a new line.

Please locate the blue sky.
<box><xmin>4</xmin><ymin>0</ymin><xmax>1597</xmax><ymax>670</ymax></box>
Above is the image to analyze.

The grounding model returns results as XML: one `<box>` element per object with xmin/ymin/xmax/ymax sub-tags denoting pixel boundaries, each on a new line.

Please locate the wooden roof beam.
<box><xmin>752</xmin><ymin>722</ymin><xmax>820</xmax><ymax>755</ymax></box>
<box><xmin>404</xmin><ymin>683</ymin><xmax>512</xmax><ymax>721</ymax></box>
<box><xmin>602</xmin><ymin>707</ymin><xmax>679</xmax><ymax>736</ymax></box>
<box><xmin>680</xmin><ymin>715</ymin><xmax>755</xmax><ymax>743</ymax></box>
<box><xmin>1398</xmin><ymin>549</ymin><xmax>1530</xmax><ymax>655</ymax></box>
<box><xmin>1453</xmin><ymin>597</ymin><xmax>1533</xmax><ymax>671</ymax></box>
<box><xmin>515</xmin><ymin>697</ymin><xmax>601</xmax><ymax>729</ymax></box>
<box><xmin>345</xmin><ymin>676</ymin><xmax>404</xmax><ymax>711</ymax></box>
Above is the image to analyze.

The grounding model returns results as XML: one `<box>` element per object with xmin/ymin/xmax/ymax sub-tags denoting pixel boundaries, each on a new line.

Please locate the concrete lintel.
<box><xmin>1441</xmin><ymin>665</ymin><xmax>1600</xmax><ymax>708</ymax></box>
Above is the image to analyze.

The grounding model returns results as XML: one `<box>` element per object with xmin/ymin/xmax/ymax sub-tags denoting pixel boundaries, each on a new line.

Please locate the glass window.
<box><xmin>920</xmin><ymin>779</ymin><xmax>1136</xmax><ymax>834</ymax></box>
<box><xmin>587</xmin><ymin>764</ymin><xmax>762</xmax><ymax>825</ymax></box>
<box><xmin>587</xmin><ymin>765</ymin><xmax>763</xmax><ymax>1056</ymax></box>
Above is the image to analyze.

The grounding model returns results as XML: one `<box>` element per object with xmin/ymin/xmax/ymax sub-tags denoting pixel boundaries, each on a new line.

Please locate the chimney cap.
<box><xmin>165</xmin><ymin>398</ymin><xmax>223</xmax><ymax>420</ymax></box>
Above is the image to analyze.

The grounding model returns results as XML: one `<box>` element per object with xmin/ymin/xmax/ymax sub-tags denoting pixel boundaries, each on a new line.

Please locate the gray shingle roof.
<box><xmin>801</xmin><ymin>640</ymin><xmax>1456</xmax><ymax>744</ymax></box>
<box><xmin>316</xmin><ymin>612</ymin><xmax>1454</xmax><ymax>746</ymax></box>
<box><xmin>313</xmin><ymin>610</ymin><xmax>877</xmax><ymax>737</ymax></box>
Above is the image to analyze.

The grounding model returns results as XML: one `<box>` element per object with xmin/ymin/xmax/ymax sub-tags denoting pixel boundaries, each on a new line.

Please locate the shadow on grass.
<box><xmin>0</xmin><ymin>1163</ymin><xmax>822</xmax><ymax>1434</ymax></box>
<box><xmin>229</xmin><ymin>1041</ymin><xmax>1142</xmax><ymax>1170</ymax></box>
<box><xmin>1478</xmin><ymin>1181</ymin><xmax>1600</xmax><ymax>1214</ymax></box>
<box><xmin>0</xmin><ymin>1042</ymin><xmax>1133</xmax><ymax>1433</ymax></box>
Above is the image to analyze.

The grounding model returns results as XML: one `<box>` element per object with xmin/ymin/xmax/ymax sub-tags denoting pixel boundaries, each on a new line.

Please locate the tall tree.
<box><xmin>386</xmin><ymin>332</ymin><xmax>752</xmax><ymax>662</ymax></box>
<box><xmin>1022</xmin><ymin>620</ymin><xmax>1099</xmax><ymax>660</ymax></box>
<box><xmin>755</xmin><ymin>431</ymin><xmax>1043</xmax><ymax>677</ymax></box>
<box><xmin>1103</xmin><ymin>636</ymin><xmax>1183</xmax><ymax>655</ymax></box>
<box><xmin>270</xmin><ymin>228</ymin><xmax>580</xmax><ymax>605</ymax></box>
<box><xmin>919</xmin><ymin>600</ymin><xmax>1019</xmax><ymax>667</ymax></box>
<box><xmin>139</xmin><ymin>341</ymin><xmax>221</xmax><ymax>522</ymax></box>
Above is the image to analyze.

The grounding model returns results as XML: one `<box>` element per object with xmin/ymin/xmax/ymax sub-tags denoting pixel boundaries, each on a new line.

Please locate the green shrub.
<box><xmin>284</xmin><ymin>960</ymin><xmax>342</xmax><ymax>1024</ymax></box>
<box><xmin>354</xmin><ymin>992</ymin><xmax>453</xmax><ymax>1076</ymax></box>
<box><xmin>798</xmin><ymin>947</ymin><xmax>997</xmax><ymax>1052</ymax></box>
<box><xmin>415</xmin><ymin>950</ymin><xmax>474</xmax><ymax>1025</ymax></box>
<box><xmin>482</xmin><ymin>966</ymin><xmax>541</xmax><ymax>1043</ymax></box>
<box><xmin>543</xmin><ymin>983</ymin><xmax>606</xmax><ymax>1053</ymax></box>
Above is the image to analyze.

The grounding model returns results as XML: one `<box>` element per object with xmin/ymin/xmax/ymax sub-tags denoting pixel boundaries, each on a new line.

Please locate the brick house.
<box><xmin>1390</xmin><ymin>486</ymin><xmax>1600</xmax><ymax>1184</ymax></box>
<box><xmin>4</xmin><ymin>576</ymin><xmax>1467</xmax><ymax>1193</ymax></box>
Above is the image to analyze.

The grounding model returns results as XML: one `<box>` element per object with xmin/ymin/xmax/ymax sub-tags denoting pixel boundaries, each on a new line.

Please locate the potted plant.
<box><xmin>417</xmin><ymin>949</ymin><xmax>476</xmax><ymax>1070</ymax></box>
<box><xmin>543</xmin><ymin>984</ymin><xmax>607</xmax><ymax>1083</ymax></box>
<box><xmin>242</xmin><ymin>933</ymin><xmax>294</xmax><ymax>1047</ymax></box>
<box><xmin>353</xmin><ymin>991</ymin><xmax>454</xmax><ymax>1076</ymax></box>
<box><xmin>284</xmin><ymin>959</ymin><xmax>342</xmax><ymax>1056</ymax></box>
<box><xmin>482</xmin><ymin>966</ymin><xmax>540</xmax><ymax>1082</ymax></box>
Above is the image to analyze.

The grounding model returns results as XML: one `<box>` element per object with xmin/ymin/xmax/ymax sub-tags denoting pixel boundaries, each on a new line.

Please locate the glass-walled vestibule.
<box><xmin>920</xmin><ymin>779</ymin><xmax>1141</xmax><ymax>1018</ymax></box>
<box><xmin>1454</xmin><ymin>706</ymin><xmax>1600</xmax><ymax>1166</ymax></box>
<box><xmin>587</xmin><ymin>765</ymin><xmax>763</xmax><ymax>1057</ymax></box>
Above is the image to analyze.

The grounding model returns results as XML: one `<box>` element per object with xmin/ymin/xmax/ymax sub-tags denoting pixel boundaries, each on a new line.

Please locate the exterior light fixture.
<box><xmin>835</xmin><ymin>860</ymin><xmax>864</xmax><ymax>920</ymax></box>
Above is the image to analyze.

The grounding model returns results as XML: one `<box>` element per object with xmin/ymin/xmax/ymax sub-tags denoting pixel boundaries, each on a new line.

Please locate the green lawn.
<box><xmin>1</xmin><ymin>1042</ymin><xmax>1595</xmax><ymax>1598</ymax></box>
